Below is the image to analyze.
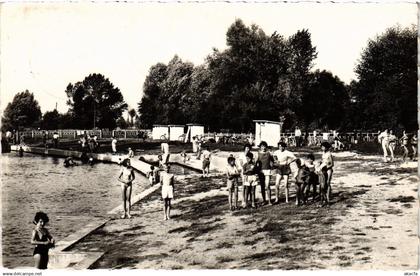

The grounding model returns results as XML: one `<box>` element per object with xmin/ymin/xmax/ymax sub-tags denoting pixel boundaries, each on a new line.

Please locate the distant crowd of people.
<box><xmin>378</xmin><ymin>129</ymin><xmax>417</xmax><ymax>162</ymax></box>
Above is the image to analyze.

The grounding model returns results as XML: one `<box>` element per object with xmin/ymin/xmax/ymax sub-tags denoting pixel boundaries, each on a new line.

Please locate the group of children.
<box><xmin>31</xmin><ymin>140</ymin><xmax>334</xmax><ymax>269</ymax></box>
<box><xmin>225</xmin><ymin>141</ymin><xmax>334</xmax><ymax>210</ymax></box>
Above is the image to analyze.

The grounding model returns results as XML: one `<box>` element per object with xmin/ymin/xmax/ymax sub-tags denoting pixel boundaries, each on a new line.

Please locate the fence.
<box><xmin>13</xmin><ymin>129</ymin><xmax>380</xmax><ymax>145</ymax></box>
<box><xmin>16</xmin><ymin>129</ymin><xmax>152</xmax><ymax>140</ymax></box>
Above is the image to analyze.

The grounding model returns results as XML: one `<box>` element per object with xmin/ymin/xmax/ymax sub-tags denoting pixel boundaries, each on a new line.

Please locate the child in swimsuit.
<box><xmin>118</xmin><ymin>159</ymin><xmax>135</xmax><ymax>218</ymax></box>
<box><xmin>226</xmin><ymin>156</ymin><xmax>240</xmax><ymax>210</ymax></box>
<box><xmin>31</xmin><ymin>212</ymin><xmax>54</xmax><ymax>269</ymax></box>
<box><xmin>160</xmin><ymin>165</ymin><xmax>174</xmax><ymax>220</ymax></box>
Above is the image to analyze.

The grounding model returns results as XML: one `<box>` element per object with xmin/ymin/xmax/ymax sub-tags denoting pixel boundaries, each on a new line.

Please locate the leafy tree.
<box><xmin>42</xmin><ymin>109</ymin><xmax>61</xmax><ymax>130</ymax></box>
<box><xmin>350</xmin><ymin>25</ymin><xmax>416</xmax><ymax>131</ymax></box>
<box><xmin>116</xmin><ymin>116</ymin><xmax>128</xmax><ymax>129</ymax></box>
<box><xmin>285</xmin><ymin>29</ymin><xmax>318</xmax><ymax>127</ymax></box>
<box><xmin>301</xmin><ymin>70</ymin><xmax>349</xmax><ymax>130</ymax></box>
<box><xmin>1</xmin><ymin>90</ymin><xmax>42</xmax><ymax>131</ymax></box>
<box><xmin>138</xmin><ymin>63</ymin><xmax>168</xmax><ymax>128</ymax></box>
<box><xmin>65</xmin><ymin>73</ymin><xmax>127</xmax><ymax>129</ymax></box>
<box><xmin>160</xmin><ymin>56</ymin><xmax>194</xmax><ymax>124</ymax></box>
<box><xmin>128</xmin><ymin>108</ymin><xmax>136</xmax><ymax>126</ymax></box>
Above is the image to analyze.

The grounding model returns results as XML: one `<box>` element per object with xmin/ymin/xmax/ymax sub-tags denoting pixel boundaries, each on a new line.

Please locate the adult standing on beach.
<box><xmin>400</xmin><ymin>130</ymin><xmax>410</xmax><ymax>162</ymax></box>
<box><xmin>128</xmin><ymin>147</ymin><xmax>135</xmax><ymax>159</ymax></box>
<box><xmin>378</xmin><ymin>129</ymin><xmax>391</xmax><ymax>162</ymax></box>
<box><xmin>411</xmin><ymin>134</ymin><xmax>417</xmax><ymax>161</ymax></box>
<box><xmin>112</xmin><ymin>137</ymin><xmax>117</xmax><ymax>155</ymax></box>
<box><xmin>52</xmin><ymin>132</ymin><xmax>59</xmax><ymax>148</ymax></box>
<box><xmin>192</xmin><ymin>136</ymin><xmax>198</xmax><ymax>153</ymax></box>
<box><xmin>161</xmin><ymin>142</ymin><xmax>170</xmax><ymax>165</ymax></box>
<box><xmin>294</xmin><ymin>126</ymin><xmax>302</xmax><ymax>147</ymax></box>
<box><xmin>118</xmin><ymin>159</ymin><xmax>135</xmax><ymax>219</ymax></box>
<box><xmin>388</xmin><ymin>130</ymin><xmax>397</xmax><ymax>158</ymax></box>
<box><xmin>317</xmin><ymin>141</ymin><xmax>334</xmax><ymax>203</ymax></box>
<box><xmin>41</xmin><ymin>131</ymin><xmax>47</xmax><ymax>147</ymax></box>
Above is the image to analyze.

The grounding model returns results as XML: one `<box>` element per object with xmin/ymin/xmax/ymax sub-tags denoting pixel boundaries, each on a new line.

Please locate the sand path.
<box><xmin>67</xmin><ymin>152</ymin><xmax>418</xmax><ymax>270</ymax></box>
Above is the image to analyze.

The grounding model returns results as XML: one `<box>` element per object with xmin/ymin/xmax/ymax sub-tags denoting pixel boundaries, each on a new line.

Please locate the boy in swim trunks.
<box><xmin>226</xmin><ymin>156</ymin><xmax>240</xmax><ymax>210</ymax></box>
<box><xmin>202</xmin><ymin>146</ymin><xmax>211</xmax><ymax>178</ymax></box>
<box><xmin>243</xmin><ymin>152</ymin><xmax>258</xmax><ymax>208</ymax></box>
<box><xmin>160</xmin><ymin>165</ymin><xmax>174</xmax><ymax>220</ymax></box>
<box><xmin>257</xmin><ymin>141</ymin><xmax>273</xmax><ymax>204</ymax></box>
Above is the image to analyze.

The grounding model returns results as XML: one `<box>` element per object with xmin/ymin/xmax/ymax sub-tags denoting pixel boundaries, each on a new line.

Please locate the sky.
<box><xmin>0</xmin><ymin>2</ymin><xmax>417</xmax><ymax>114</ymax></box>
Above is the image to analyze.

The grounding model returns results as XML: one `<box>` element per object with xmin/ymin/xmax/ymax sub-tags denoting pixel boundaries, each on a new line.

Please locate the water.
<box><xmin>1</xmin><ymin>153</ymin><xmax>149</xmax><ymax>268</ymax></box>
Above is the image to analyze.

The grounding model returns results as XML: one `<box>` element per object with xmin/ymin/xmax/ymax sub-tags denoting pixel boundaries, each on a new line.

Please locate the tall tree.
<box><xmin>286</xmin><ymin>29</ymin><xmax>318</xmax><ymax>127</ymax></box>
<box><xmin>138</xmin><ymin>63</ymin><xmax>168</xmax><ymax>128</ymax></box>
<box><xmin>301</xmin><ymin>70</ymin><xmax>349</xmax><ymax>130</ymax></box>
<box><xmin>1</xmin><ymin>90</ymin><xmax>42</xmax><ymax>131</ymax></box>
<box><xmin>128</xmin><ymin>108</ymin><xmax>137</xmax><ymax>126</ymax></box>
<box><xmin>65</xmin><ymin>73</ymin><xmax>127</xmax><ymax>129</ymax></box>
<box><xmin>41</xmin><ymin>109</ymin><xmax>61</xmax><ymax>130</ymax></box>
<box><xmin>351</xmin><ymin>25</ymin><xmax>416</xmax><ymax>131</ymax></box>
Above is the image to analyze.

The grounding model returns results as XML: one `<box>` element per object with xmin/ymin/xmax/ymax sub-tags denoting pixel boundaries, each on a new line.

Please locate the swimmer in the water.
<box><xmin>88</xmin><ymin>156</ymin><xmax>94</xmax><ymax>166</ymax></box>
<box><xmin>63</xmin><ymin>157</ymin><xmax>77</xmax><ymax>167</ymax></box>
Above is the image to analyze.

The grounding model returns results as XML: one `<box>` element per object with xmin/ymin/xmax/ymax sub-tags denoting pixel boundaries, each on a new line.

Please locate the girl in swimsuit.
<box><xmin>31</xmin><ymin>212</ymin><xmax>54</xmax><ymax>269</ymax></box>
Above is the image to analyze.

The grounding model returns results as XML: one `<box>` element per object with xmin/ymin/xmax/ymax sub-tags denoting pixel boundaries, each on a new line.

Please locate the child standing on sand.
<box><xmin>257</xmin><ymin>141</ymin><xmax>273</xmax><ymax>205</ymax></box>
<box><xmin>238</xmin><ymin>144</ymin><xmax>252</xmax><ymax>207</ymax></box>
<box><xmin>201</xmin><ymin>146</ymin><xmax>211</xmax><ymax>178</ymax></box>
<box><xmin>147</xmin><ymin>165</ymin><xmax>155</xmax><ymax>186</ymax></box>
<box><xmin>226</xmin><ymin>156</ymin><xmax>240</xmax><ymax>210</ymax></box>
<box><xmin>111</xmin><ymin>137</ymin><xmax>118</xmax><ymax>155</ymax></box>
<box><xmin>31</xmin><ymin>211</ymin><xmax>55</xmax><ymax>269</ymax></box>
<box><xmin>160</xmin><ymin>165</ymin><xmax>175</xmax><ymax>220</ymax></box>
<box><xmin>243</xmin><ymin>152</ymin><xmax>258</xmax><ymax>208</ymax></box>
<box><xmin>400</xmin><ymin>131</ymin><xmax>410</xmax><ymax>162</ymax></box>
<box><xmin>118</xmin><ymin>159</ymin><xmax>135</xmax><ymax>219</ymax></box>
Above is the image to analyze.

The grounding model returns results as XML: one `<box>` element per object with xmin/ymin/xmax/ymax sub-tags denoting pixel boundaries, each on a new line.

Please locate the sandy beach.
<box><xmin>62</xmin><ymin>151</ymin><xmax>418</xmax><ymax>270</ymax></box>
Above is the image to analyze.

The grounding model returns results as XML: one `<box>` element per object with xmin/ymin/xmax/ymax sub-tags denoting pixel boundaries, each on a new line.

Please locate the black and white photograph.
<box><xmin>0</xmin><ymin>0</ymin><xmax>418</xmax><ymax>272</ymax></box>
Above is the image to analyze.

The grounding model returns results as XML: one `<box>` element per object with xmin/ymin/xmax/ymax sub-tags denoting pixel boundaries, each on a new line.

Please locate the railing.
<box><xmin>15</xmin><ymin>129</ymin><xmax>152</xmax><ymax>140</ymax></box>
<box><xmin>11</xmin><ymin>129</ymin><xmax>380</xmax><ymax>145</ymax></box>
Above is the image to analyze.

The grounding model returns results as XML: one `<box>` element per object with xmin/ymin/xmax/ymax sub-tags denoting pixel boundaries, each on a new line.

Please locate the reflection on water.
<box><xmin>1</xmin><ymin>153</ymin><xmax>149</xmax><ymax>268</ymax></box>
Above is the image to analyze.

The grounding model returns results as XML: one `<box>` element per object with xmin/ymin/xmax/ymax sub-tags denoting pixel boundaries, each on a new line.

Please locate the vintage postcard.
<box><xmin>0</xmin><ymin>0</ymin><xmax>418</xmax><ymax>274</ymax></box>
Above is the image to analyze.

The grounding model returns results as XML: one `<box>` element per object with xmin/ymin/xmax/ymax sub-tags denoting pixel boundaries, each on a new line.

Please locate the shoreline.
<box><xmin>6</xmin><ymin>146</ymin><xmax>418</xmax><ymax>269</ymax></box>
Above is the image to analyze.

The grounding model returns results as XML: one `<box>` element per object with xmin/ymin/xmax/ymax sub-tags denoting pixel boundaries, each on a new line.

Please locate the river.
<box><xmin>1</xmin><ymin>153</ymin><xmax>150</xmax><ymax>268</ymax></box>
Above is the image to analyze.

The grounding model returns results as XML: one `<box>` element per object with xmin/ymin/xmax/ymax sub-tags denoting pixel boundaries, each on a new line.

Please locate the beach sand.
<box><xmin>66</xmin><ymin>151</ymin><xmax>418</xmax><ymax>270</ymax></box>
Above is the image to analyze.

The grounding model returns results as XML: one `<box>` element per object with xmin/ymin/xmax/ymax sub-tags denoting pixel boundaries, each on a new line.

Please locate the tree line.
<box><xmin>1</xmin><ymin>20</ymin><xmax>416</xmax><ymax>133</ymax></box>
